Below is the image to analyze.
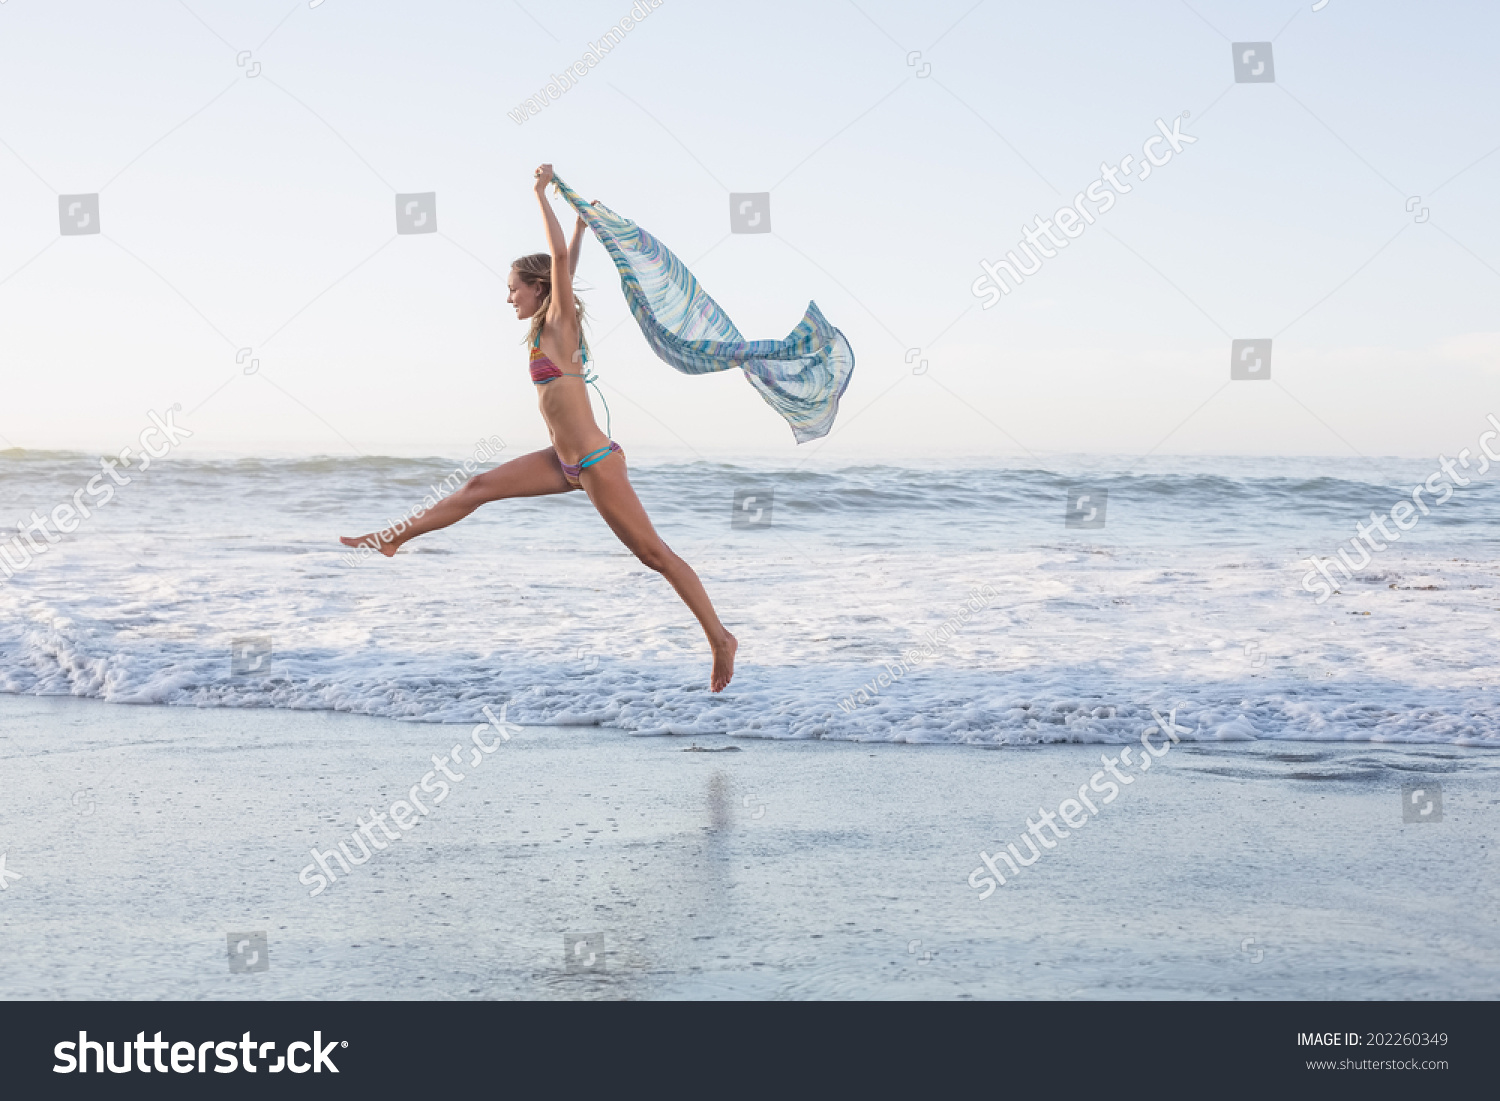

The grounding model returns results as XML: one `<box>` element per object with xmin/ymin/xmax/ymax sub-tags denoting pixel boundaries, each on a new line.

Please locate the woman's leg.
<box><xmin>579</xmin><ymin>452</ymin><xmax>737</xmax><ymax>692</ymax></box>
<box><xmin>341</xmin><ymin>447</ymin><xmax>573</xmax><ymax>556</ymax></box>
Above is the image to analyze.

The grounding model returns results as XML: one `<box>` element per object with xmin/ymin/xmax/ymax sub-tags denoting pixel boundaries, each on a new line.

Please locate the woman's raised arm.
<box><xmin>532</xmin><ymin>164</ymin><xmax>575</xmax><ymax>326</ymax></box>
<box><xmin>569</xmin><ymin>215</ymin><xmax>587</xmax><ymax>279</ymax></box>
<box><xmin>569</xmin><ymin>200</ymin><xmax>603</xmax><ymax>278</ymax></box>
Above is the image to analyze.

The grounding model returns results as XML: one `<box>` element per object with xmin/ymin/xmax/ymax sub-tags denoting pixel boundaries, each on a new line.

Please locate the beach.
<box><xmin>1</xmin><ymin>692</ymin><xmax>1495</xmax><ymax>1000</ymax></box>
<box><xmin>2</xmin><ymin>453</ymin><xmax>1498</xmax><ymax>999</ymax></box>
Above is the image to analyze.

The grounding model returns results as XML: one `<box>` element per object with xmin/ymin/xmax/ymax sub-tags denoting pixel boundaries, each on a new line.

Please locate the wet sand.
<box><xmin>1</xmin><ymin>694</ymin><xmax>1495</xmax><ymax>999</ymax></box>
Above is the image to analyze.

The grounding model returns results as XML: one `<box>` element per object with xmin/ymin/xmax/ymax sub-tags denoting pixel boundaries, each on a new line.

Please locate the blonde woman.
<box><xmin>343</xmin><ymin>164</ymin><xmax>736</xmax><ymax>692</ymax></box>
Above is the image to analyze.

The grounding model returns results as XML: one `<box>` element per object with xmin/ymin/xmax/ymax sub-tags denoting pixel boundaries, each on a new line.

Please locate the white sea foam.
<box><xmin>1</xmin><ymin>454</ymin><xmax>1497</xmax><ymax>745</ymax></box>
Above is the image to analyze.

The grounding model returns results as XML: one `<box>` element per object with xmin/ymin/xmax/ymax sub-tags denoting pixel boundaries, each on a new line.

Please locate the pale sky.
<box><xmin>1</xmin><ymin>0</ymin><xmax>1497</xmax><ymax>463</ymax></box>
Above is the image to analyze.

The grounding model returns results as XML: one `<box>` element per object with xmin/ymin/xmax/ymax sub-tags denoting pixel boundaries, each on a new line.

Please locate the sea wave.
<box><xmin>0</xmin><ymin>618</ymin><xmax>1494</xmax><ymax>746</ymax></box>
<box><xmin>2</xmin><ymin>456</ymin><xmax>1497</xmax><ymax>747</ymax></box>
<box><xmin>5</xmin><ymin>452</ymin><xmax>1499</xmax><ymax>530</ymax></box>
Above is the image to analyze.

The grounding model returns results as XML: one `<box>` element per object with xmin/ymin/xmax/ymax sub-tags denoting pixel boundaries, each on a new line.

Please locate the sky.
<box><xmin>1</xmin><ymin>0</ymin><xmax>1497</xmax><ymax>464</ymax></box>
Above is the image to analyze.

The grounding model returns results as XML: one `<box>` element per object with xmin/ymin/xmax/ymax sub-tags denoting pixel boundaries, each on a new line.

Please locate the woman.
<box><xmin>342</xmin><ymin>164</ymin><xmax>737</xmax><ymax>692</ymax></box>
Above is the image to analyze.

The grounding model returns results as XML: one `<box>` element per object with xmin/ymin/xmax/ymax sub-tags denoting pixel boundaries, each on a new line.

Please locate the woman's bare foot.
<box><xmin>710</xmin><ymin>631</ymin><xmax>738</xmax><ymax>693</ymax></box>
<box><xmin>340</xmin><ymin>533</ymin><xmax>399</xmax><ymax>558</ymax></box>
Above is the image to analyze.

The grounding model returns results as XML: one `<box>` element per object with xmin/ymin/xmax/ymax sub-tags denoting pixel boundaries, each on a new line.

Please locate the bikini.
<box><xmin>529</xmin><ymin>329</ymin><xmax>621</xmax><ymax>488</ymax></box>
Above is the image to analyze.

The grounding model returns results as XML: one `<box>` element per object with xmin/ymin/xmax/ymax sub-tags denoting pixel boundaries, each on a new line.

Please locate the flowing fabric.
<box><xmin>552</xmin><ymin>175</ymin><xmax>855</xmax><ymax>444</ymax></box>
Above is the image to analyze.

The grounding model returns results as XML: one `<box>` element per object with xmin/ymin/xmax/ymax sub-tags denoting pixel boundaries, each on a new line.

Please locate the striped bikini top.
<box><xmin>528</xmin><ymin>326</ymin><xmax>611</xmax><ymax>436</ymax></box>
<box><xmin>529</xmin><ymin>328</ymin><xmax>589</xmax><ymax>384</ymax></box>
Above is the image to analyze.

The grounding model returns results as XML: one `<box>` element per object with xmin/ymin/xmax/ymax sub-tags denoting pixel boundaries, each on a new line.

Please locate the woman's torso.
<box><xmin>531</xmin><ymin>324</ymin><xmax>608</xmax><ymax>462</ymax></box>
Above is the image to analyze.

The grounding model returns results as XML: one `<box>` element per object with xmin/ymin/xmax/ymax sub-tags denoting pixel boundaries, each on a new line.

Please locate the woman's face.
<box><xmin>507</xmin><ymin>271</ymin><xmax>544</xmax><ymax>320</ymax></box>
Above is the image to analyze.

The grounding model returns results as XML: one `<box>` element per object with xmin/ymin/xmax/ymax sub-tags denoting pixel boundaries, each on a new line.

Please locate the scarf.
<box><xmin>552</xmin><ymin>175</ymin><xmax>855</xmax><ymax>444</ymax></box>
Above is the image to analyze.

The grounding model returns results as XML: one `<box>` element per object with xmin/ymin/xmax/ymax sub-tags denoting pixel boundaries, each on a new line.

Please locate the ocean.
<box><xmin>2</xmin><ymin>450</ymin><xmax>1497</xmax><ymax>745</ymax></box>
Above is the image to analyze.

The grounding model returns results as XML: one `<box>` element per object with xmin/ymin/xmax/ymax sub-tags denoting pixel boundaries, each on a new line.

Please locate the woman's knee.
<box><xmin>457</xmin><ymin>474</ymin><xmax>498</xmax><ymax>504</ymax></box>
<box><xmin>634</xmin><ymin>542</ymin><xmax>678</xmax><ymax>574</ymax></box>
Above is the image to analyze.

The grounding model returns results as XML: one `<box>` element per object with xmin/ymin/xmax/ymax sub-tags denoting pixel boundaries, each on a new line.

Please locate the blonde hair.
<box><xmin>512</xmin><ymin>252</ymin><xmax>589</xmax><ymax>363</ymax></box>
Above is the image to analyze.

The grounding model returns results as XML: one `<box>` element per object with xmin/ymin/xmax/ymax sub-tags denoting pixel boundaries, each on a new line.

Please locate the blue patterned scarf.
<box><xmin>552</xmin><ymin>176</ymin><xmax>855</xmax><ymax>444</ymax></box>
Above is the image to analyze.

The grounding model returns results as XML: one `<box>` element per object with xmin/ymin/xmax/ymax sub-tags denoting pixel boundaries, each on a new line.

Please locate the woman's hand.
<box><xmin>533</xmin><ymin>163</ymin><xmax>554</xmax><ymax>192</ymax></box>
<box><xmin>575</xmin><ymin>201</ymin><xmax>603</xmax><ymax>235</ymax></box>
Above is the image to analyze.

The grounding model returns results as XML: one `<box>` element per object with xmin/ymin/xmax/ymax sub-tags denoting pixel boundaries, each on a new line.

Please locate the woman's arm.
<box><xmin>569</xmin><ymin>200</ymin><xmax>602</xmax><ymax>278</ymax></box>
<box><xmin>568</xmin><ymin>215</ymin><xmax>587</xmax><ymax>279</ymax></box>
<box><xmin>532</xmin><ymin>164</ymin><xmax>575</xmax><ymax>326</ymax></box>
